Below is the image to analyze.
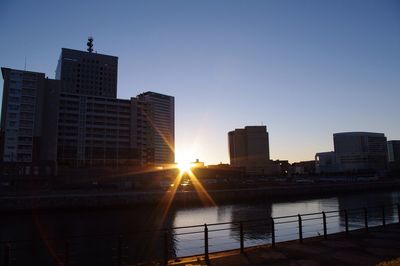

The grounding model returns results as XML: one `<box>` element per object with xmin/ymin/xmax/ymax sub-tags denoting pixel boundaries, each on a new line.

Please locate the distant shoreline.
<box><xmin>1</xmin><ymin>180</ymin><xmax>400</xmax><ymax>212</ymax></box>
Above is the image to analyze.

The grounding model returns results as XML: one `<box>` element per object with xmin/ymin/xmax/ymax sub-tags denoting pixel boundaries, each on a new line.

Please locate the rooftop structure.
<box><xmin>55</xmin><ymin>39</ymin><xmax>118</xmax><ymax>98</ymax></box>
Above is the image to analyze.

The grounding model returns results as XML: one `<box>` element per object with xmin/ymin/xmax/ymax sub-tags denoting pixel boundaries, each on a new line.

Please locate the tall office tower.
<box><xmin>334</xmin><ymin>132</ymin><xmax>388</xmax><ymax>172</ymax></box>
<box><xmin>55</xmin><ymin>38</ymin><xmax>118</xmax><ymax>98</ymax></box>
<box><xmin>228</xmin><ymin>126</ymin><xmax>270</xmax><ymax>168</ymax></box>
<box><xmin>137</xmin><ymin>92</ymin><xmax>175</xmax><ymax>165</ymax></box>
<box><xmin>387</xmin><ymin>140</ymin><xmax>400</xmax><ymax>171</ymax></box>
<box><xmin>0</xmin><ymin>68</ymin><xmax>59</xmax><ymax>176</ymax></box>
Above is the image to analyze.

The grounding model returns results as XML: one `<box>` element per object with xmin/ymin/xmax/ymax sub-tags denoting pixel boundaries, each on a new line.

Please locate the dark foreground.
<box><xmin>164</xmin><ymin>223</ymin><xmax>400</xmax><ymax>266</ymax></box>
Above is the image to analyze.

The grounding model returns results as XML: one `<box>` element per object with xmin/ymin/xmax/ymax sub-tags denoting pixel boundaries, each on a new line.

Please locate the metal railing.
<box><xmin>1</xmin><ymin>203</ymin><xmax>399</xmax><ymax>266</ymax></box>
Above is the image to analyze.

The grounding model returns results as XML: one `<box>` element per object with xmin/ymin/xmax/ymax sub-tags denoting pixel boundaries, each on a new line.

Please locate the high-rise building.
<box><xmin>228</xmin><ymin>126</ymin><xmax>275</xmax><ymax>175</ymax></box>
<box><xmin>333</xmin><ymin>132</ymin><xmax>388</xmax><ymax>172</ymax></box>
<box><xmin>1</xmin><ymin>40</ymin><xmax>175</xmax><ymax>178</ymax></box>
<box><xmin>0</xmin><ymin>68</ymin><xmax>59</xmax><ymax>176</ymax></box>
<box><xmin>228</xmin><ymin>126</ymin><xmax>270</xmax><ymax>167</ymax></box>
<box><xmin>54</xmin><ymin>40</ymin><xmax>174</xmax><ymax>167</ymax></box>
<box><xmin>137</xmin><ymin>92</ymin><xmax>175</xmax><ymax>164</ymax></box>
<box><xmin>55</xmin><ymin>45</ymin><xmax>118</xmax><ymax>98</ymax></box>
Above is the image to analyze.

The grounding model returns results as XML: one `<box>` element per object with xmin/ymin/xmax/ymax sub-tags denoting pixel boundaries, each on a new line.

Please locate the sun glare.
<box><xmin>177</xmin><ymin>160</ymin><xmax>192</xmax><ymax>173</ymax></box>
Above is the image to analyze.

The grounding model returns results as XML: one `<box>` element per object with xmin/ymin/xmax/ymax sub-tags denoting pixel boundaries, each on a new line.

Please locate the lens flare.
<box><xmin>177</xmin><ymin>161</ymin><xmax>192</xmax><ymax>174</ymax></box>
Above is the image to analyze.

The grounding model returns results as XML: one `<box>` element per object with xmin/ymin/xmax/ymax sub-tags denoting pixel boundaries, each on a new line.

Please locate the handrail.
<box><xmin>1</xmin><ymin>203</ymin><xmax>398</xmax><ymax>244</ymax></box>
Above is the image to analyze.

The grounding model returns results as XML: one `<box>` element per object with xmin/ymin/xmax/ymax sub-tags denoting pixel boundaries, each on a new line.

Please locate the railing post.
<box><xmin>344</xmin><ymin>209</ymin><xmax>349</xmax><ymax>236</ymax></box>
<box><xmin>204</xmin><ymin>224</ymin><xmax>209</xmax><ymax>263</ymax></box>
<box><xmin>364</xmin><ymin>207</ymin><xmax>369</xmax><ymax>232</ymax></box>
<box><xmin>65</xmin><ymin>241</ymin><xmax>69</xmax><ymax>266</ymax></box>
<box><xmin>382</xmin><ymin>206</ymin><xmax>386</xmax><ymax>227</ymax></box>
<box><xmin>270</xmin><ymin>217</ymin><xmax>275</xmax><ymax>248</ymax></box>
<box><xmin>239</xmin><ymin>222</ymin><xmax>244</xmax><ymax>253</ymax></box>
<box><xmin>163</xmin><ymin>230</ymin><xmax>169</xmax><ymax>266</ymax></box>
<box><xmin>298</xmin><ymin>214</ymin><xmax>303</xmax><ymax>243</ymax></box>
<box><xmin>118</xmin><ymin>236</ymin><xmax>122</xmax><ymax>266</ymax></box>
<box><xmin>4</xmin><ymin>243</ymin><xmax>10</xmax><ymax>266</ymax></box>
<box><xmin>322</xmin><ymin>212</ymin><xmax>327</xmax><ymax>239</ymax></box>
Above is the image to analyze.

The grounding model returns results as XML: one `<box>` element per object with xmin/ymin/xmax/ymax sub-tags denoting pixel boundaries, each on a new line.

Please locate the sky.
<box><xmin>0</xmin><ymin>0</ymin><xmax>399</xmax><ymax>164</ymax></box>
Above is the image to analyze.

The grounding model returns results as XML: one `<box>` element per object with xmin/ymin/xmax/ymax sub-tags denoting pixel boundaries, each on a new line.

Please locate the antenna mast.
<box><xmin>87</xmin><ymin>37</ymin><xmax>94</xmax><ymax>53</ymax></box>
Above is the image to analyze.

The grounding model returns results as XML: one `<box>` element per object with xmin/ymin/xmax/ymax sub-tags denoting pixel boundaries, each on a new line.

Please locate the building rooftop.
<box><xmin>333</xmin><ymin>132</ymin><xmax>385</xmax><ymax>137</ymax></box>
<box><xmin>61</xmin><ymin>47</ymin><xmax>118</xmax><ymax>59</ymax></box>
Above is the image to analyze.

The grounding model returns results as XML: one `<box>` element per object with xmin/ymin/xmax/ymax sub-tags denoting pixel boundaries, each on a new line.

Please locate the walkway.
<box><xmin>166</xmin><ymin>223</ymin><xmax>400</xmax><ymax>266</ymax></box>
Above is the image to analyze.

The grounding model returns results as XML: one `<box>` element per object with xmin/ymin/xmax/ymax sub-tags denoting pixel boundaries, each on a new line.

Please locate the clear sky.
<box><xmin>1</xmin><ymin>0</ymin><xmax>399</xmax><ymax>164</ymax></box>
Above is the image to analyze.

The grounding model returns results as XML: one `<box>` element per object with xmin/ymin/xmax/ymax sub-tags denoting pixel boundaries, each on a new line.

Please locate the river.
<box><xmin>1</xmin><ymin>190</ymin><xmax>399</xmax><ymax>265</ymax></box>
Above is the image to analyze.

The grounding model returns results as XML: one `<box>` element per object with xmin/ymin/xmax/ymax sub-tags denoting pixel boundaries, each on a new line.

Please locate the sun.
<box><xmin>177</xmin><ymin>160</ymin><xmax>192</xmax><ymax>173</ymax></box>
<box><xmin>176</xmin><ymin>150</ymin><xmax>196</xmax><ymax>173</ymax></box>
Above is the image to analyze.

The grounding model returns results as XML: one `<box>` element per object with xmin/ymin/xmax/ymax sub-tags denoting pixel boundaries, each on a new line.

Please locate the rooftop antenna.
<box><xmin>87</xmin><ymin>36</ymin><xmax>94</xmax><ymax>53</ymax></box>
<box><xmin>24</xmin><ymin>56</ymin><xmax>27</xmax><ymax>70</ymax></box>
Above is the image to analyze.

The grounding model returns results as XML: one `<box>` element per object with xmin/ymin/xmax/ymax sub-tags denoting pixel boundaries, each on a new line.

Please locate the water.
<box><xmin>1</xmin><ymin>190</ymin><xmax>399</xmax><ymax>265</ymax></box>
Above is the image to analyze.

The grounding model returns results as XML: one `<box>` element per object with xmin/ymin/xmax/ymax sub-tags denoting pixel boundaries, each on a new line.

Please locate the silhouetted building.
<box><xmin>137</xmin><ymin>92</ymin><xmax>175</xmax><ymax>164</ymax></box>
<box><xmin>55</xmin><ymin>42</ymin><xmax>174</xmax><ymax>167</ymax></box>
<box><xmin>292</xmin><ymin>160</ymin><xmax>316</xmax><ymax>176</ymax></box>
<box><xmin>388</xmin><ymin>140</ymin><xmax>400</xmax><ymax>171</ymax></box>
<box><xmin>229</xmin><ymin>126</ymin><xmax>270</xmax><ymax>166</ymax></box>
<box><xmin>0</xmin><ymin>68</ymin><xmax>59</xmax><ymax>177</ymax></box>
<box><xmin>1</xmin><ymin>40</ymin><xmax>175</xmax><ymax>179</ymax></box>
<box><xmin>55</xmin><ymin>46</ymin><xmax>118</xmax><ymax>98</ymax></box>
<box><xmin>228</xmin><ymin>126</ymin><xmax>277</xmax><ymax>176</ymax></box>
<box><xmin>191</xmin><ymin>162</ymin><xmax>245</xmax><ymax>182</ymax></box>
<box><xmin>273</xmin><ymin>160</ymin><xmax>291</xmax><ymax>176</ymax></box>
<box><xmin>316</xmin><ymin>132</ymin><xmax>388</xmax><ymax>174</ymax></box>
<box><xmin>334</xmin><ymin>132</ymin><xmax>388</xmax><ymax>172</ymax></box>
<box><xmin>57</xmin><ymin>94</ymin><xmax>140</xmax><ymax>167</ymax></box>
<box><xmin>315</xmin><ymin>151</ymin><xmax>337</xmax><ymax>174</ymax></box>
<box><xmin>57</xmin><ymin>90</ymin><xmax>174</xmax><ymax>167</ymax></box>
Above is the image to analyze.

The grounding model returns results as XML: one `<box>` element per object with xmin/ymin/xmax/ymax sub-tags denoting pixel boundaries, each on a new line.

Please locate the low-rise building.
<box><xmin>292</xmin><ymin>160</ymin><xmax>316</xmax><ymax>176</ymax></box>
<box><xmin>315</xmin><ymin>151</ymin><xmax>338</xmax><ymax>174</ymax></box>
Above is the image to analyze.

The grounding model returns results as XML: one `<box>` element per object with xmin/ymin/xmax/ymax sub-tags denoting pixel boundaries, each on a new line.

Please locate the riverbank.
<box><xmin>165</xmin><ymin>223</ymin><xmax>400</xmax><ymax>266</ymax></box>
<box><xmin>1</xmin><ymin>180</ymin><xmax>400</xmax><ymax>212</ymax></box>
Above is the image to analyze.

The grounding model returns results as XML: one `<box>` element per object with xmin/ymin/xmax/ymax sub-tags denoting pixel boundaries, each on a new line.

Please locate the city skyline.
<box><xmin>1</xmin><ymin>0</ymin><xmax>399</xmax><ymax>164</ymax></box>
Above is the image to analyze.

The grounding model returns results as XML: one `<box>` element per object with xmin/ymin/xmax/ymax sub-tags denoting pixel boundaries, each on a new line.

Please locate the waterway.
<box><xmin>1</xmin><ymin>190</ymin><xmax>399</xmax><ymax>265</ymax></box>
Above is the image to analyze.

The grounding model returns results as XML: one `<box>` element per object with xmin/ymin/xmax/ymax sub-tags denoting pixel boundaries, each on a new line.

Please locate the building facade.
<box><xmin>333</xmin><ymin>132</ymin><xmax>388</xmax><ymax>172</ymax></box>
<box><xmin>0</xmin><ymin>68</ymin><xmax>59</xmax><ymax>177</ymax></box>
<box><xmin>55</xmin><ymin>48</ymin><xmax>118</xmax><ymax>98</ymax></box>
<box><xmin>1</xmin><ymin>41</ymin><xmax>175</xmax><ymax>178</ymax></box>
<box><xmin>137</xmin><ymin>92</ymin><xmax>175</xmax><ymax>165</ymax></box>
<box><xmin>315</xmin><ymin>151</ymin><xmax>337</xmax><ymax>174</ymax></box>
<box><xmin>54</xmin><ymin>42</ymin><xmax>174</xmax><ymax>167</ymax></box>
<box><xmin>228</xmin><ymin>126</ymin><xmax>276</xmax><ymax>176</ymax></box>
<box><xmin>228</xmin><ymin>126</ymin><xmax>270</xmax><ymax>167</ymax></box>
<box><xmin>57</xmin><ymin>93</ymin><xmax>139</xmax><ymax>167</ymax></box>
